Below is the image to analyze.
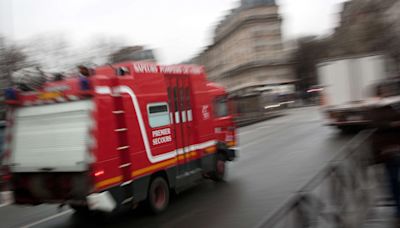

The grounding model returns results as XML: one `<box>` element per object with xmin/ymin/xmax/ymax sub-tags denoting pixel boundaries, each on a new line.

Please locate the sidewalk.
<box><xmin>364</xmin><ymin>203</ymin><xmax>396</xmax><ymax>228</ymax></box>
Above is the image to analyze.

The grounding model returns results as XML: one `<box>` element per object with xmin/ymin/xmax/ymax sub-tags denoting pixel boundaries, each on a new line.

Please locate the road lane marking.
<box><xmin>0</xmin><ymin>203</ymin><xmax>10</xmax><ymax>208</ymax></box>
<box><xmin>240</xmin><ymin>137</ymin><xmax>270</xmax><ymax>150</ymax></box>
<box><xmin>237</xmin><ymin>114</ymin><xmax>304</xmax><ymax>137</ymax></box>
<box><xmin>238</xmin><ymin>124</ymin><xmax>276</xmax><ymax>136</ymax></box>
<box><xmin>20</xmin><ymin>209</ymin><xmax>73</xmax><ymax>228</ymax></box>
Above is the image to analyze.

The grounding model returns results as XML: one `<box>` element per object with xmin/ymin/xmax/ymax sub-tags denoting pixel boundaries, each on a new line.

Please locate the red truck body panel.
<box><xmin>3</xmin><ymin>62</ymin><xmax>237</xmax><ymax>211</ymax></box>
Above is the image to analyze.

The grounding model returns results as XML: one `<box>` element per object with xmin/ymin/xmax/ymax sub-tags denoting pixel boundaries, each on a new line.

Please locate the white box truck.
<box><xmin>318</xmin><ymin>55</ymin><xmax>388</xmax><ymax>132</ymax></box>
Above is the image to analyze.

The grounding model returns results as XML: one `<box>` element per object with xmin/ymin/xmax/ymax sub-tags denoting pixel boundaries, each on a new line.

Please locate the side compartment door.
<box><xmin>165</xmin><ymin>75</ymin><xmax>199</xmax><ymax>182</ymax></box>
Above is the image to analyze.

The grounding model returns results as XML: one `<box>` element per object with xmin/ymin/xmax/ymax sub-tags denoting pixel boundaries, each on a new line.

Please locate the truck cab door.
<box><xmin>165</xmin><ymin>75</ymin><xmax>200</xmax><ymax>189</ymax></box>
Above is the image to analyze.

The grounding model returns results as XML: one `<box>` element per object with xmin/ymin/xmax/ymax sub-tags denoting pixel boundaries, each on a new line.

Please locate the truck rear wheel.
<box><xmin>147</xmin><ymin>176</ymin><xmax>169</xmax><ymax>214</ymax></box>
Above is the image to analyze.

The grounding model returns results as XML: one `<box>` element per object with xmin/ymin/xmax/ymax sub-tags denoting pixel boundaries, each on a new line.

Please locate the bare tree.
<box><xmin>291</xmin><ymin>0</ymin><xmax>400</xmax><ymax>96</ymax></box>
<box><xmin>77</xmin><ymin>36</ymin><xmax>127</xmax><ymax>67</ymax></box>
<box><xmin>0</xmin><ymin>36</ymin><xmax>28</xmax><ymax>120</ymax></box>
<box><xmin>21</xmin><ymin>35</ymin><xmax>128</xmax><ymax>73</ymax></box>
<box><xmin>23</xmin><ymin>34</ymin><xmax>71</xmax><ymax>71</ymax></box>
<box><xmin>0</xmin><ymin>36</ymin><xmax>27</xmax><ymax>87</ymax></box>
<box><xmin>291</xmin><ymin>36</ymin><xmax>330</xmax><ymax>96</ymax></box>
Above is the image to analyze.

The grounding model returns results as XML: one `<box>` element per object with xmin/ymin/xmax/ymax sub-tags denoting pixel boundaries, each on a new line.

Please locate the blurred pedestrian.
<box><xmin>78</xmin><ymin>65</ymin><xmax>91</xmax><ymax>78</ymax></box>
<box><xmin>370</xmin><ymin>99</ymin><xmax>400</xmax><ymax>225</ymax></box>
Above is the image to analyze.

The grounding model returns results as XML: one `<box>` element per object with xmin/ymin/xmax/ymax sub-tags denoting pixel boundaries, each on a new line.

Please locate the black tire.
<box><xmin>210</xmin><ymin>154</ymin><xmax>226</xmax><ymax>182</ymax></box>
<box><xmin>337</xmin><ymin>126</ymin><xmax>361</xmax><ymax>134</ymax></box>
<box><xmin>146</xmin><ymin>176</ymin><xmax>170</xmax><ymax>214</ymax></box>
<box><xmin>70</xmin><ymin>205</ymin><xmax>91</xmax><ymax>216</ymax></box>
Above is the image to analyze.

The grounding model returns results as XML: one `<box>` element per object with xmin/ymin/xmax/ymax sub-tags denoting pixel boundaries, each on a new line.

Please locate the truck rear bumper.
<box><xmin>10</xmin><ymin>172</ymin><xmax>92</xmax><ymax>205</ymax></box>
<box><xmin>8</xmin><ymin>190</ymin><xmax>117</xmax><ymax>212</ymax></box>
<box><xmin>86</xmin><ymin>191</ymin><xmax>116</xmax><ymax>212</ymax></box>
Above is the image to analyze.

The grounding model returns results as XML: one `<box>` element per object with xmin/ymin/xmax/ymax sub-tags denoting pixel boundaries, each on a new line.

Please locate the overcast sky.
<box><xmin>0</xmin><ymin>0</ymin><xmax>347</xmax><ymax>64</ymax></box>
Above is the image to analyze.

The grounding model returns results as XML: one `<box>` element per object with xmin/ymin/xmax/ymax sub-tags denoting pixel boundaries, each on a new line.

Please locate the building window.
<box><xmin>147</xmin><ymin>103</ymin><xmax>170</xmax><ymax>128</ymax></box>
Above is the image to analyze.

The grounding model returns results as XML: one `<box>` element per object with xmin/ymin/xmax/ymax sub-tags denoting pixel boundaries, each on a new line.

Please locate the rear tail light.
<box><xmin>94</xmin><ymin>170</ymin><xmax>104</xmax><ymax>177</ymax></box>
<box><xmin>2</xmin><ymin>165</ymin><xmax>10</xmax><ymax>177</ymax></box>
<box><xmin>90</xmin><ymin>166</ymin><xmax>106</xmax><ymax>191</ymax></box>
<box><xmin>87</xmin><ymin>165</ymin><xmax>97</xmax><ymax>192</ymax></box>
<box><xmin>2</xmin><ymin>173</ymin><xmax>11</xmax><ymax>183</ymax></box>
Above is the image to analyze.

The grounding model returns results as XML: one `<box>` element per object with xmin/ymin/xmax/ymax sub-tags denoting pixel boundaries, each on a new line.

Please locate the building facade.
<box><xmin>385</xmin><ymin>0</ymin><xmax>400</xmax><ymax>37</ymax></box>
<box><xmin>333</xmin><ymin>0</ymin><xmax>400</xmax><ymax>76</ymax></box>
<box><xmin>191</xmin><ymin>0</ymin><xmax>294</xmax><ymax>93</ymax></box>
<box><xmin>109</xmin><ymin>46</ymin><xmax>157</xmax><ymax>64</ymax></box>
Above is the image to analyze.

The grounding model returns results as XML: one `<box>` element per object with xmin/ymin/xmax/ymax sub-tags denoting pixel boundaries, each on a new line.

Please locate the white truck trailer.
<box><xmin>318</xmin><ymin>55</ymin><xmax>388</xmax><ymax>132</ymax></box>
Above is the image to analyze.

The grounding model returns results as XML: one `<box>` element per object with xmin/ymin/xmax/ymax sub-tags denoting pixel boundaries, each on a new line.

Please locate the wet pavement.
<box><xmin>0</xmin><ymin>107</ymin><xmax>355</xmax><ymax>228</ymax></box>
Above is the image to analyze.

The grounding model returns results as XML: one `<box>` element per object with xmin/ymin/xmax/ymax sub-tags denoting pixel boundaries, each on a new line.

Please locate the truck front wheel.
<box><xmin>337</xmin><ymin>125</ymin><xmax>361</xmax><ymax>134</ymax></box>
<box><xmin>210</xmin><ymin>154</ymin><xmax>226</xmax><ymax>182</ymax></box>
<box><xmin>147</xmin><ymin>176</ymin><xmax>169</xmax><ymax>214</ymax></box>
<box><xmin>70</xmin><ymin>205</ymin><xmax>90</xmax><ymax>216</ymax></box>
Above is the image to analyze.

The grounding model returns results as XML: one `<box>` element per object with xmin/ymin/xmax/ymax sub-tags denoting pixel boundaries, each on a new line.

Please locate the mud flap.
<box><xmin>216</xmin><ymin>141</ymin><xmax>237</xmax><ymax>162</ymax></box>
<box><xmin>87</xmin><ymin>191</ymin><xmax>116</xmax><ymax>212</ymax></box>
<box><xmin>0</xmin><ymin>191</ymin><xmax>14</xmax><ymax>205</ymax></box>
<box><xmin>225</xmin><ymin>148</ymin><xmax>236</xmax><ymax>161</ymax></box>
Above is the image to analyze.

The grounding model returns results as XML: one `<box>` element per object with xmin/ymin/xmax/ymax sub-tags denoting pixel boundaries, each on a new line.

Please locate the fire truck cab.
<box><xmin>2</xmin><ymin>62</ymin><xmax>237</xmax><ymax>213</ymax></box>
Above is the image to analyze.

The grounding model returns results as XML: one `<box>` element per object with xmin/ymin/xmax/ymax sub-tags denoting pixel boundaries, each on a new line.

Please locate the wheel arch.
<box><xmin>216</xmin><ymin>141</ymin><xmax>236</xmax><ymax>161</ymax></box>
<box><xmin>150</xmin><ymin>169</ymin><xmax>174</xmax><ymax>190</ymax></box>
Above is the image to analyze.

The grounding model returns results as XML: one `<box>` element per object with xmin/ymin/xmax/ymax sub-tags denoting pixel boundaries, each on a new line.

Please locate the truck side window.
<box><xmin>214</xmin><ymin>97</ymin><xmax>228</xmax><ymax>117</ymax></box>
<box><xmin>147</xmin><ymin>103</ymin><xmax>170</xmax><ymax>128</ymax></box>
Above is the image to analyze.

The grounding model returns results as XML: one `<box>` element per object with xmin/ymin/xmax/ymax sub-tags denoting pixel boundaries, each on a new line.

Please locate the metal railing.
<box><xmin>255</xmin><ymin>129</ymin><xmax>381</xmax><ymax>228</ymax></box>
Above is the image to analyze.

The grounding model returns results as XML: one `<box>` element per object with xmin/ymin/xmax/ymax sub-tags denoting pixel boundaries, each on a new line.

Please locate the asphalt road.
<box><xmin>0</xmin><ymin>107</ymin><xmax>354</xmax><ymax>228</ymax></box>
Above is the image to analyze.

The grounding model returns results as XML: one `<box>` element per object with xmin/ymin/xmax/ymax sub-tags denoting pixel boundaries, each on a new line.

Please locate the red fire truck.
<box><xmin>1</xmin><ymin>62</ymin><xmax>237</xmax><ymax>213</ymax></box>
